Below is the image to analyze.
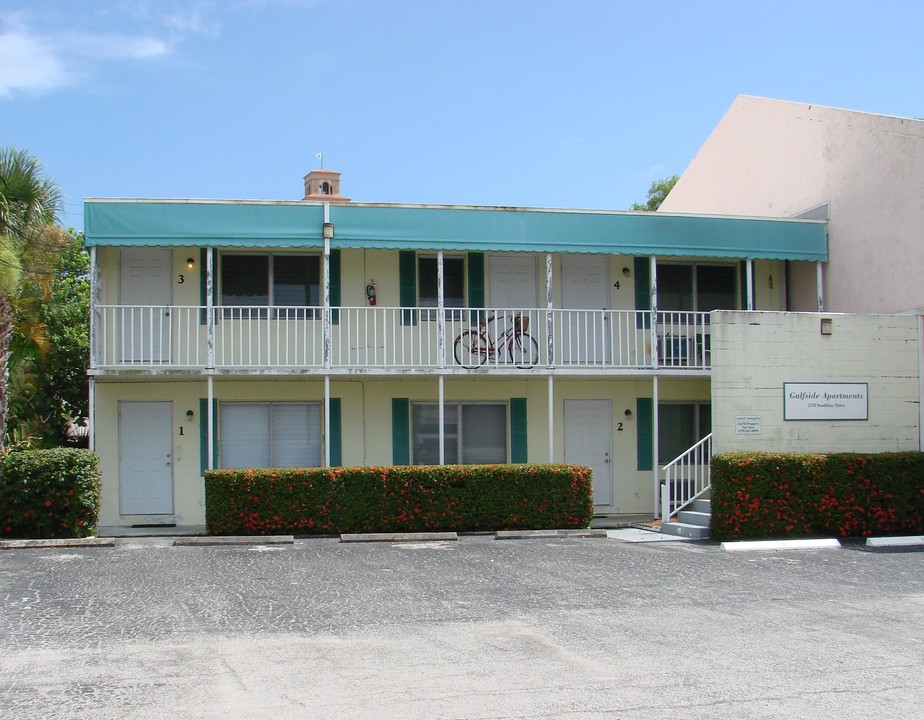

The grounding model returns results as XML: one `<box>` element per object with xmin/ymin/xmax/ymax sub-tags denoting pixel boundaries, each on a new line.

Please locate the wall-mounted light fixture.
<box><xmin>624</xmin><ymin>408</ymin><xmax>632</xmax><ymax>417</ymax></box>
<box><xmin>768</xmin><ymin>274</ymin><xmax>774</xmax><ymax>290</ymax></box>
<box><xmin>322</xmin><ymin>222</ymin><xmax>334</xmax><ymax>240</ymax></box>
<box><xmin>186</xmin><ymin>410</ymin><xmax>195</xmax><ymax>420</ymax></box>
<box><xmin>622</xmin><ymin>267</ymin><xmax>631</xmax><ymax>277</ymax></box>
<box><xmin>186</xmin><ymin>257</ymin><xmax>195</xmax><ymax>269</ymax></box>
<box><xmin>366</xmin><ymin>280</ymin><xmax>377</xmax><ymax>306</ymax></box>
<box><xmin>820</xmin><ymin>317</ymin><xmax>833</xmax><ymax>335</ymax></box>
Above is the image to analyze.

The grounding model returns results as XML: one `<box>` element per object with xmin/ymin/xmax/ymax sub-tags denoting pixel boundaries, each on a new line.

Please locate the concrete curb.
<box><xmin>174</xmin><ymin>536</ymin><xmax>294</xmax><ymax>546</ymax></box>
<box><xmin>495</xmin><ymin>529</ymin><xmax>608</xmax><ymax>540</ymax></box>
<box><xmin>0</xmin><ymin>537</ymin><xmax>115</xmax><ymax>550</ymax></box>
<box><xmin>340</xmin><ymin>532</ymin><xmax>459</xmax><ymax>543</ymax></box>
<box><xmin>722</xmin><ymin>538</ymin><xmax>841</xmax><ymax>552</ymax></box>
<box><xmin>866</xmin><ymin>535</ymin><xmax>924</xmax><ymax>548</ymax></box>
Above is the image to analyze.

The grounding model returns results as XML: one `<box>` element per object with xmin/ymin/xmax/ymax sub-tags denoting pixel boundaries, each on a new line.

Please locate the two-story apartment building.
<box><xmin>85</xmin><ymin>170</ymin><xmax>827</xmax><ymax>529</ymax></box>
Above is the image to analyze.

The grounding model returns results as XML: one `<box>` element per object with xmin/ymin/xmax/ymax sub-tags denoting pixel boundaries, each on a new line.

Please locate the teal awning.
<box><xmin>85</xmin><ymin>200</ymin><xmax>828</xmax><ymax>261</ymax></box>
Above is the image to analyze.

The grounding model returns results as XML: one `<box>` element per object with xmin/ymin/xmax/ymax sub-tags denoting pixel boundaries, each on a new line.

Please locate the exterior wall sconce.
<box><xmin>366</xmin><ymin>280</ymin><xmax>377</xmax><ymax>306</ymax></box>
<box><xmin>622</xmin><ymin>267</ymin><xmax>631</xmax><ymax>277</ymax></box>
<box><xmin>820</xmin><ymin>317</ymin><xmax>833</xmax><ymax>335</ymax></box>
<box><xmin>322</xmin><ymin>222</ymin><xmax>334</xmax><ymax>240</ymax></box>
<box><xmin>624</xmin><ymin>408</ymin><xmax>632</xmax><ymax>417</ymax></box>
<box><xmin>186</xmin><ymin>410</ymin><xmax>195</xmax><ymax>420</ymax></box>
<box><xmin>186</xmin><ymin>257</ymin><xmax>195</xmax><ymax>269</ymax></box>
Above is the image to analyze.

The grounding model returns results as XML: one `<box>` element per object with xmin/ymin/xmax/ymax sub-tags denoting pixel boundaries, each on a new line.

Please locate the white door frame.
<box><xmin>119</xmin><ymin>248</ymin><xmax>173</xmax><ymax>363</ymax></box>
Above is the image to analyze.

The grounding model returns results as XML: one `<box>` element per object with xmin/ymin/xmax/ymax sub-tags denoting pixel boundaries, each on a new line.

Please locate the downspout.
<box><xmin>919</xmin><ymin>313</ymin><xmax>924</xmax><ymax>452</ymax></box>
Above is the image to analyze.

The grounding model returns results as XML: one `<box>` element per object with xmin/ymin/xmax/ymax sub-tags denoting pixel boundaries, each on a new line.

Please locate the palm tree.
<box><xmin>0</xmin><ymin>147</ymin><xmax>63</xmax><ymax>452</ymax></box>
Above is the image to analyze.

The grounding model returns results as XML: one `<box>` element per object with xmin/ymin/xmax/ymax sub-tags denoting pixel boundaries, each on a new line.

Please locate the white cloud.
<box><xmin>0</xmin><ymin>15</ymin><xmax>72</xmax><ymax>97</ymax></box>
<box><xmin>0</xmin><ymin>3</ymin><xmax>218</xmax><ymax>99</ymax></box>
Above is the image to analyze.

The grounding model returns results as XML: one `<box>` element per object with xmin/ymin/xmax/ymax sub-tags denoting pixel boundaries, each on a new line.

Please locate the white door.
<box><xmin>119</xmin><ymin>401</ymin><xmax>174</xmax><ymax>515</ymax></box>
<box><xmin>120</xmin><ymin>248</ymin><xmax>172</xmax><ymax>362</ymax></box>
<box><xmin>564</xmin><ymin>399</ymin><xmax>613</xmax><ymax>507</ymax></box>
<box><xmin>561</xmin><ymin>255</ymin><xmax>609</xmax><ymax>363</ymax></box>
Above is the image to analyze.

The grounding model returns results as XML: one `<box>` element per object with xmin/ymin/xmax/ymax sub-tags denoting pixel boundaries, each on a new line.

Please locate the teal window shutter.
<box><xmin>509</xmin><ymin>397</ymin><xmax>527</xmax><ymax>463</ymax></box>
<box><xmin>329</xmin><ymin>397</ymin><xmax>342</xmax><ymax>467</ymax></box>
<box><xmin>634</xmin><ymin>257</ymin><xmax>651</xmax><ymax>329</ymax></box>
<box><xmin>399</xmin><ymin>251</ymin><xmax>417</xmax><ymax>326</ymax></box>
<box><xmin>199</xmin><ymin>397</ymin><xmax>219</xmax><ymax>474</ymax></box>
<box><xmin>467</xmin><ymin>252</ymin><xmax>484</xmax><ymax>323</ymax></box>
<box><xmin>329</xmin><ymin>249</ymin><xmax>341</xmax><ymax>325</ymax></box>
<box><xmin>392</xmin><ymin>398</ymin><xmax>410</xmax><ymax>464</ymax></box>
<box><xmin>636</xmin><ymin>397</ymin><xmax>653</xmax><ymax>471</ymax></box>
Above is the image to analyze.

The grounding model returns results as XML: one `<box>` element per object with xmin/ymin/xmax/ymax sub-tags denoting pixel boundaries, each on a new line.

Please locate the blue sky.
<box><xmin>3</xmin><ymin>0</ymin><xmax>923</xmax><ymax>230</ymax></box>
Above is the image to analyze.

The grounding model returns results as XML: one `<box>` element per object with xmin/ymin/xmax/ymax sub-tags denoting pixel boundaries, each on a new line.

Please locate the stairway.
<box><xmin>660</xmin><ymin>493</ymin><xmax>710</xmax><ymax>539</ymax></box>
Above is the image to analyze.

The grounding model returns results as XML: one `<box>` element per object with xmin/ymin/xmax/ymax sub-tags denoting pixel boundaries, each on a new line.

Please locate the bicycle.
<box><xmin>453</xmin><ymin>312</ymin><xmax>540</xmax><ymax>369</ymax></box>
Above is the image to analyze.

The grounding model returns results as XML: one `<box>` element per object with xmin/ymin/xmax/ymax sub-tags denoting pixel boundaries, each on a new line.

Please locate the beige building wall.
<box><xmin>710</xmin><ymin>311</ymin><xmax>921</xmax><ymax>454</ymax></box>
<box><xmin>94</xmin><ymin>374</ymin><xmax>686</xmax><ymax>525</ymax></box>
<box><xmin>660</xmin><ymin>96</ymin><xmax>924</xmax><ymax>315</ymax></box>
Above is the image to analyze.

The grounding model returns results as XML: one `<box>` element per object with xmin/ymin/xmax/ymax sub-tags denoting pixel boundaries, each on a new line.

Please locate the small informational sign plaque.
<box><xmin>784</xmin><ymin>383</ymin><xmax>868</xmax><ymax>421</ymax></box>
<box><xmin>735</xmin><ymin>415</ymin><xmax>762</xmax><ymax>434</ymax></box>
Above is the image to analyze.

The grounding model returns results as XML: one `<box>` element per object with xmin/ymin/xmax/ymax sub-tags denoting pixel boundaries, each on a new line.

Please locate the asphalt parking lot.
<box><xmin>1</xmin><ymin>534</ymin><xmax>921</xmax><ymax>720</ymax></box>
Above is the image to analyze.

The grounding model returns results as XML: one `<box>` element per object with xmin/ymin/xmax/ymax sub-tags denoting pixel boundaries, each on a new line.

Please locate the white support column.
<box><xmin>650</xmin><ymin>256</ymin><xmax>659</xmax><ymax>369</ymax></box>
<box><xmin>206</xmin><ymin>247</ymin><xmax>215</xmax><ymax>369</ymax></box>
<box><xmin>816</xmin><ymin>262</ymin><xmax>824</xmax><ymax>312</ymax></box>
<box><xmin>438</xmin><ymin>250</ymin><xmax>446</xmax><ymax>465</ymax></box>
<box><xmin>323</xmin><ymin>203</ymin><xmax>331</xmax><ymax>370</ymax></box>
<box><xmin>547</xmin><ymin>375</ymin><xmax>554</xmax><ymax>462</ymax></box>
<box><xmin>546</xmin><ymin>253</ymin><xmax>554</xmax><ymax>367</ymax></box>
<box><xmin>438</xmin><ymin>375</ymin><xmax>445</xmax><ymax>466</ymax></box>
<box><xmin>88</xmin><ymin>246</ymin><xmax>97</xmax><ymax>369</ymax></box>
<box><xmin>207</xmin><ymin>375</ymin><xmax>214</xmax><ymax>471</ymax></box>
<box><xmin>437</xmin><ymin>250</ymin><xmax>445</xmax><ymax>368</ymax></box>
<box><xmin>746</xmin><ymin>259</ymin><xmax>754</xmax><ymax>311</ymax></box>
<box><xmin>88</xmin><ymin>377</ymin><xmax>95</xmax><ymax>452</ymax></box>
<box><xmin>324</xmin><ymin>375</ymin><xmax>331</xmax><ymax>467</ymax></box>
<box><xmin>652</xmin><ymin>375</ymin><xmax>660</xmax><ymax>517</ymax></box>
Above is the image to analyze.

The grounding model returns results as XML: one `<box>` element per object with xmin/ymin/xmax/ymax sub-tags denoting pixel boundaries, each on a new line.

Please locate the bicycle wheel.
<box><xmin>509</xmin><ymin>333</ymin><xmax>539</xmax><ymax>368</ymax></box>
<box><xmin>454</xmin><ymin>330</ymin><xmax>488</xmax><ymax>368</ymax></box>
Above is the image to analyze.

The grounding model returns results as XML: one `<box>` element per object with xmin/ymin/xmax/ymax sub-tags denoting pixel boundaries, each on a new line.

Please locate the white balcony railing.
<box><xmin>93</xmin><ymin>305</ymin><xmax>711</xmax><ymax>373</ymax></box>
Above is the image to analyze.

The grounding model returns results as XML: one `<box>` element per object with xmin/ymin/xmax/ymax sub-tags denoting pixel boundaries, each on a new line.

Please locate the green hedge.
<box><xmin>711</xmin><ymin>452</ymin><xmax>924</xmax><ymax>541</ymax></box>
<box><xmin>0</xmin><ymin>449</ymin><xmax>101</xmax><ymax>539</ymax></box>
<box><xmin>205</xmin><ymin>464</ymin><xmax>594</xmax><ymax>535</ymax></box>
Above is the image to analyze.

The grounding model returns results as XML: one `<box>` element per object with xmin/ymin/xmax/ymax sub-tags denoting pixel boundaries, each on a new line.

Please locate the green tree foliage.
<box><xmin>631</xmin><ymin>175</ymin><xmax>679</xmax><ymax>211</ymax></box>
<box><xmin>8</xmin><ymin>228</ymin><xmax>89</xmax><ymax>447</ymax></box>
<box><xmin>0</xmin><ymin>147</ymin><xmax>64</xmax><ymax>451</ymax></box>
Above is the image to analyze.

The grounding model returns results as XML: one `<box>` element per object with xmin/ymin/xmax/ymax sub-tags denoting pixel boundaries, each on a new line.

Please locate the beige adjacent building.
<box><xmin>660</xmin><ymin>95</ymin><xmax>924</xmax><ymax>315</ymax></box>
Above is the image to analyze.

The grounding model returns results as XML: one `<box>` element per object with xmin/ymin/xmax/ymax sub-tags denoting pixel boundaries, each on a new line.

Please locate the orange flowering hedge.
<box><xmin>711</xmin><ymin>452</ymin><xmax>924</xmax><ymax>541</ymax></box>
<box><xmin>205</xmin><ymin>464</ymin><xmax>594</xmax><ymax>535</ymax></box>
<box><xmin>0</xmin><ymin>449</ymin><xmax>101</xmax><ymax>539</ymax></box>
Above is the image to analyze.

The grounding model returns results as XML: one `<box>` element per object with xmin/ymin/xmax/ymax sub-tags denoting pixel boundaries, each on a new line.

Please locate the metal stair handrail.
<box><xmin>660</xmin><ymin>433</ymin><xmax>712</xmax><ymax>522</ymax></box>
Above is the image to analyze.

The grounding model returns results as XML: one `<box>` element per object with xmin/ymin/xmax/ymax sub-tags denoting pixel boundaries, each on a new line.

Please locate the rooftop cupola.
<box><xmin>303</xmin><ymin>168</ymin><xmax>350</xmax><ymax>202</ymax></box>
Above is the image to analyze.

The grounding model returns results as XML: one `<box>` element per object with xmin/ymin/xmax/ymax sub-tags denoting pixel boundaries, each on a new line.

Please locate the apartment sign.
<box><xmin>784</xmin><ymin>383</ymin><xmax>868</xmax><ymax>421</ymax></box>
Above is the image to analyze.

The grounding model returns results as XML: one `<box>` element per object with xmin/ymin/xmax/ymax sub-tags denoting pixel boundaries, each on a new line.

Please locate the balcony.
<box><xmin>92</xmin><ymin>305</ymin><xmax>711</xmax><ymax>375</ymax></box>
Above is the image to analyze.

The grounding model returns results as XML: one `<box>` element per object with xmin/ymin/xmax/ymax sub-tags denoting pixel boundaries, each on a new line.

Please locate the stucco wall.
<box><xmin>660</xmin><ymin>96</ymin><xmax>924</xmax><ymax>315</ymax></box>
<box><xmin>710</xmin><ymin>311</ymin><xmax>921</xmax><ymax>454</ymax></box>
